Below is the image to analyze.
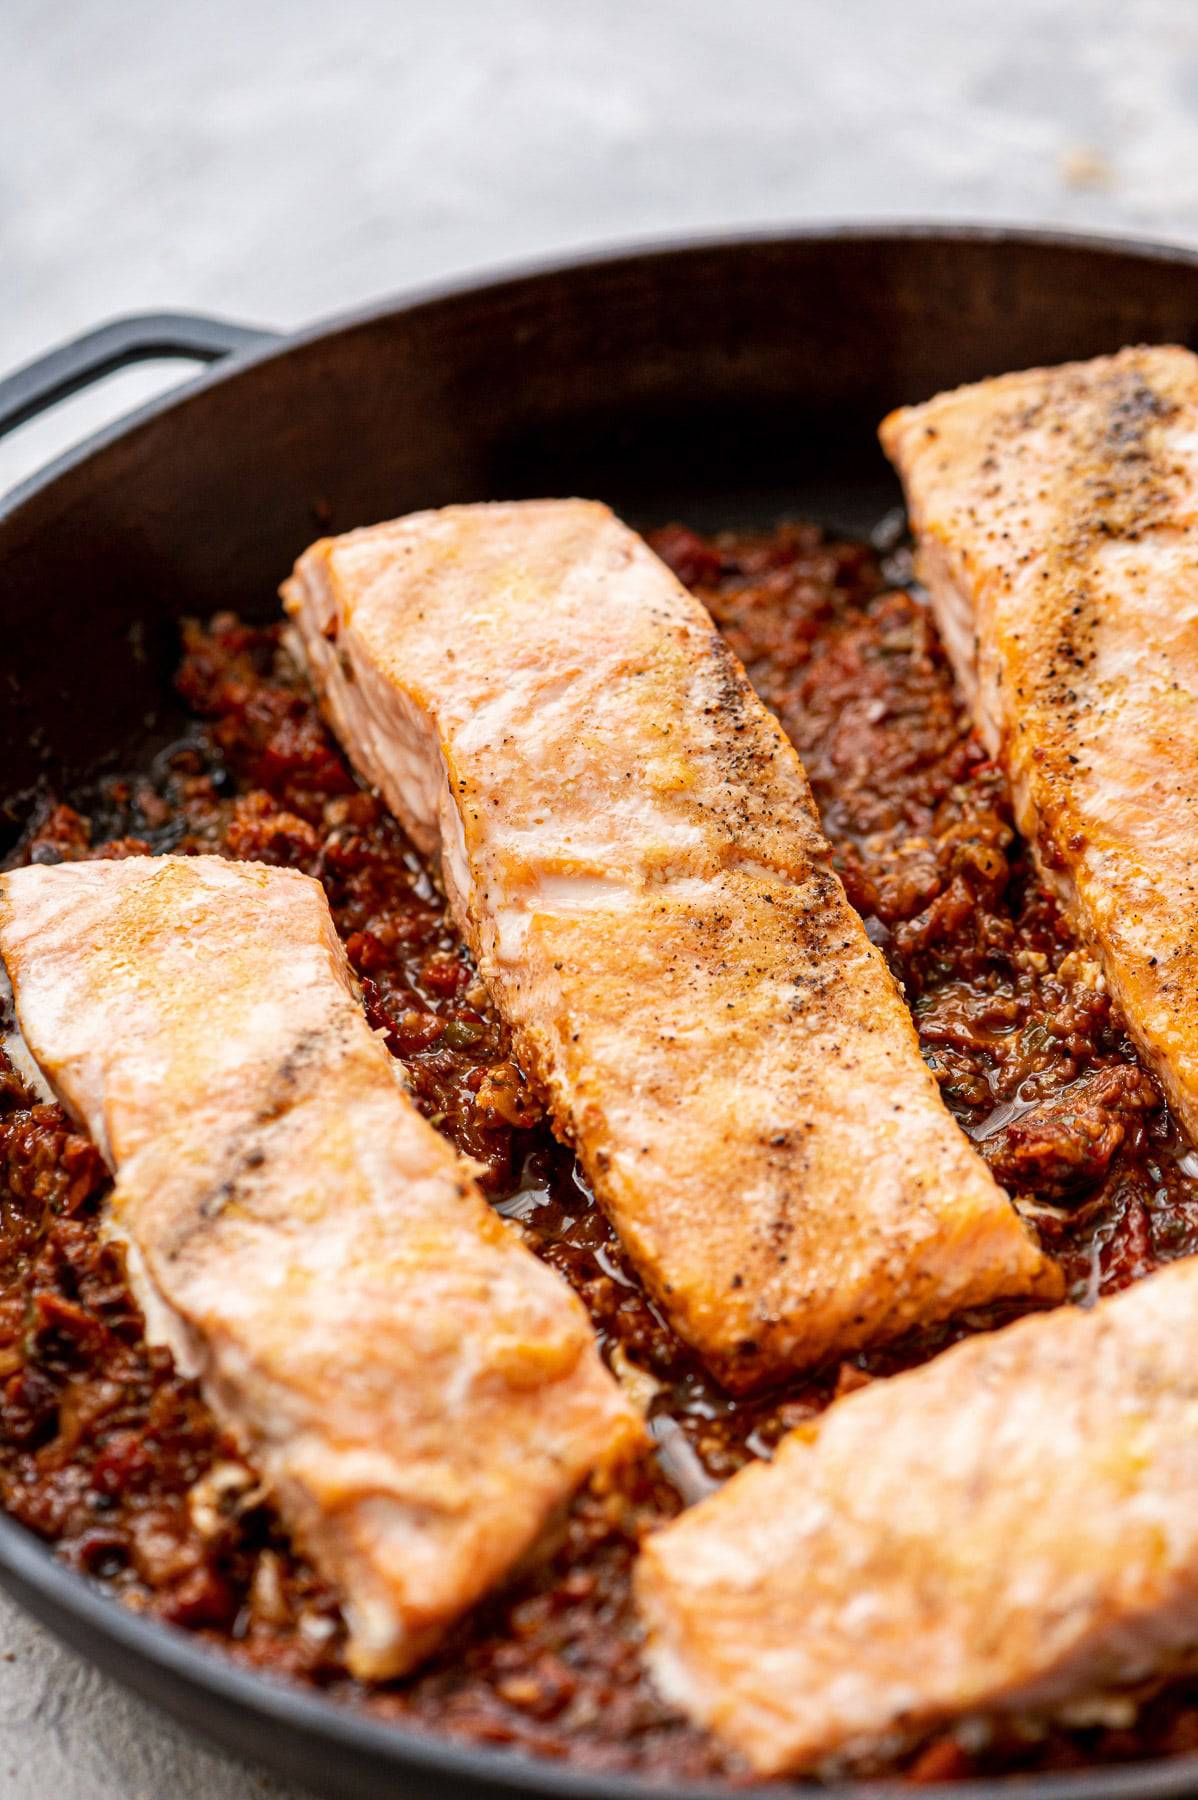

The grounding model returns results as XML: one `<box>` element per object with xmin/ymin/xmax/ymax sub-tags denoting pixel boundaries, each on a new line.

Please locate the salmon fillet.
<box><xmin>637</xmin><ymin>1256</ymin><xmax>1198</xmax><ymax>1775</ymax></box>
<box><xmin>0</xmin><ymin>855</ymin><xmax>639</xmax><ymax>1678</ymax></box>
<box><xmin>283</xmin><ymin>499</ymin><xmax>1057</xmax><ymax>1390</ymax></box>
<box><xmin>881</xmin><ymin>346</ymin><xmax>1198</xmax><ymax>1143</ymax></box>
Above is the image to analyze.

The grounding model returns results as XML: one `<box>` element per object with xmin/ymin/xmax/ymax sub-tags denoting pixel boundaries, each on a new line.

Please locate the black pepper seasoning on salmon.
<box><xmin>3</xmin><ymin>525</ymin><xmax>1198</xmax><ymax>1782</ymax></box>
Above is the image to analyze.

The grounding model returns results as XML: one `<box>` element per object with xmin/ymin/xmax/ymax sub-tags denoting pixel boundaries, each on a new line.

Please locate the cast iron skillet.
<box><xmin>3</xmin><ymin>226</ymin><xmax>1198</xmax><ymax>1799</ymax></box>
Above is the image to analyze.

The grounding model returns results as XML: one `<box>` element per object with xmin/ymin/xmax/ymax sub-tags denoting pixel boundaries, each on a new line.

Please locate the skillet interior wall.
<box><xmin>4</xmin><ymin>232</ymin><xmax>1198</xmax><ymax>854</ymax></box>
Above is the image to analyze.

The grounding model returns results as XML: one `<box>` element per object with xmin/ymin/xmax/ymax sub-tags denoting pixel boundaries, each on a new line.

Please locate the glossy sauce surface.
<box><xmin>4</xmin><ymin>522</ymin><xmax>1198</xmax><ymax>1782</ymax></box>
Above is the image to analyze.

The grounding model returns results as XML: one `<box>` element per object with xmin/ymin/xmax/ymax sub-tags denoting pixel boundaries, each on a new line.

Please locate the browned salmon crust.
<box><xmin>637</xmin><ymin>1255</ymin><xmax>1198</xmax><ymax>1776</ymax></box>
<box><xmin>283</xmin><ymin>499</ymin><xmax>1057</xmax><ymax>1390</ymax></box>
<box><xmin>882</xmin><ymin>346</ymin><xmax>1198</xmax><ymax>1145</ymax></box>
<box><xmin>0</xmin><ymin>856</ymin><xmax>639</xmax><ymax>1679</ymax></box>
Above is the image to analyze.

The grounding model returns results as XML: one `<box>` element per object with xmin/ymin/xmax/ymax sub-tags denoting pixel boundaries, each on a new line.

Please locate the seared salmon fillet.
<box><xmin>637</xmin><ymin>1256</ymin><xmax>1198</xmax><ymax>1775</ymax></box>
<box><xmin>881</xmin><ymin>346</ymin><xmax>1198</xmax><ymax>1142</ymax></box>
<box><xmin>0</xmin><ymin>856</ymin><xmax>639</xmax><ymax>1678</ymax></box>
<box><xmin>283</xmin><ymin>499</ymin><xmax>1057</xmax><ymax>1389</ymax></box>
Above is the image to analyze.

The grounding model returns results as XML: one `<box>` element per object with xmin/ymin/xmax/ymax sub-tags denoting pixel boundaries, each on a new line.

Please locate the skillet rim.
<box><xmin>5</xmin><ymin>217</ymin><xmax>1198</xmax><ymax>525</ymax></box>
<box><xmin>4</xmin><ymin>221</ymin><xmax>1198</xmax><ymax>1799</ymax></box>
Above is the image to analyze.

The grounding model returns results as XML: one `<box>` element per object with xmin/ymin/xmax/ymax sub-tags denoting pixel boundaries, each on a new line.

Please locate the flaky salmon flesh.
<box><xmin>882</xmin><ymin>346</ymin><xmax>1198</xmax><ymax>1146</ymax></box>
<box><xmin>283</xmin><ymin>499</ymin><xmax>1058</xmax><ymax>1389</ymax></box>
<box><xmin>637</xmin><ymin>1256</ymin><xmax>1198</xmax><ymax>1776</ymax></box>
<box><xmin>0</xmin><ymin>857</ymin><xmax>640</xmax><ymax>1679</ymax></box>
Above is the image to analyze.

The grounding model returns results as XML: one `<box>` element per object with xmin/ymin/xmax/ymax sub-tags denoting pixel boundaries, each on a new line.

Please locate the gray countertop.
<box><xmin>2</xmin><ymin>0</ymin><xmax>1197</xmax><ymax>1792</ymax></box>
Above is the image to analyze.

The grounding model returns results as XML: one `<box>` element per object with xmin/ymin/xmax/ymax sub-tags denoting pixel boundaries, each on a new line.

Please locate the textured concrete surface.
<box><xmin>3</xmin><ymin>0</ymin><xmax>1198</xmax><ymax>1792</ymax></box>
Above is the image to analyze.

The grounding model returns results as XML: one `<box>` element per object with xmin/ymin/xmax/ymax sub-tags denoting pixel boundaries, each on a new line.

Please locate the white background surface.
<box><xmin>3</xmin><ymin>0</ymin><xmax>1198</xmax><ymax>1793</ymax></box>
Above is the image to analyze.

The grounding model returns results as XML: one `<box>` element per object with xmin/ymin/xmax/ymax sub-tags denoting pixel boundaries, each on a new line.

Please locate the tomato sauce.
<box><xmin>5</xmin><ymin>520</ymin><xmax>1198</xmax><ymax>1782</ymax></box>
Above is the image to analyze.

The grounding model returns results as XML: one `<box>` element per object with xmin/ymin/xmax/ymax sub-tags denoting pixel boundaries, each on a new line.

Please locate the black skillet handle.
<box><xmin>0</xmin><ymin>313</ymin><xmax>280</xmax><ymax>440</ymax></box>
